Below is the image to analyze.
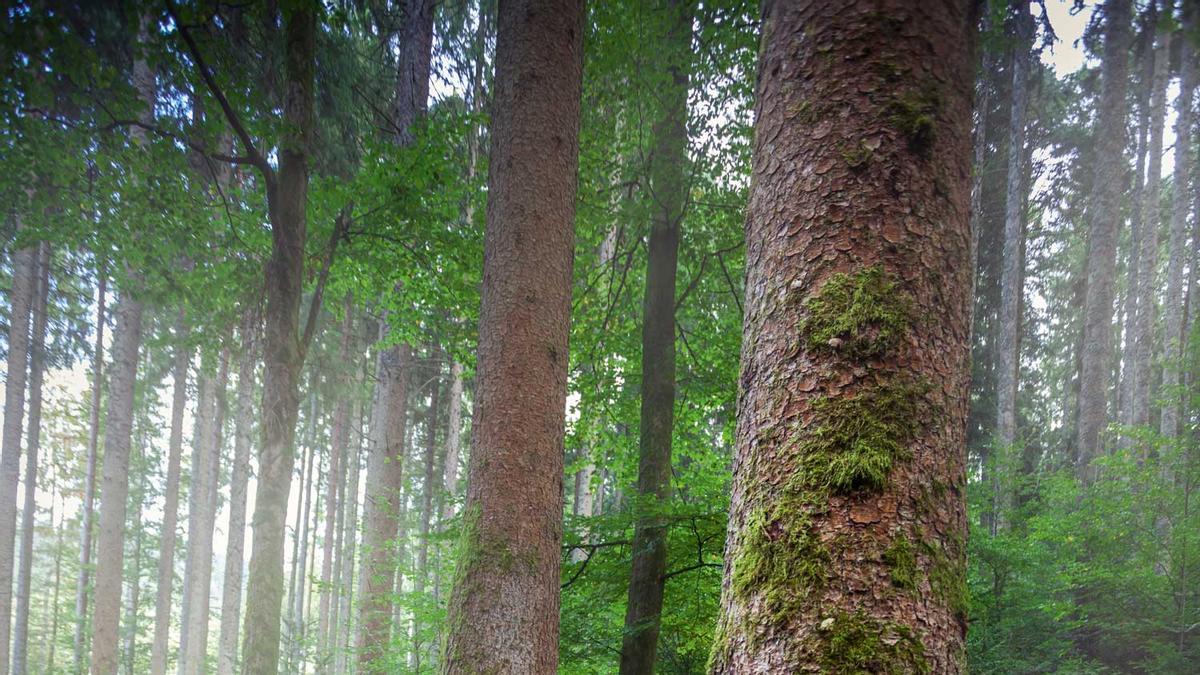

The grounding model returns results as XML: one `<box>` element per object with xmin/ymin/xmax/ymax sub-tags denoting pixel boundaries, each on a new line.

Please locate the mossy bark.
<box><xmin>710</xmin><ymin>1</ymin><xmax>974</xmax><ymax>672</ymax></box>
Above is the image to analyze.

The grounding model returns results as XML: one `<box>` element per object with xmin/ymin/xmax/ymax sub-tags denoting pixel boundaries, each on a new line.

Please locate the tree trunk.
<box><xmin>316</xmin><ymin>300</ymin><xmax>353</xmax><ymax>670</ymax></box>
<box><xmin>356</xmin><ymin>339</ymin><xmax>410</xmax><ymax>671</ymax></box>
<box><xmin>1073</xmin><ymin>0</ymin><xmax>1134</xmax><ymax>481</ymax></box>
<box><xmin>0</xmin><ymin>231</ymin><xmax>36</xmax><ymax>675</ymax></box>
<box><xmin>709</xmin><ymin>1</ymin><xmax>975</xmax><ymax>672</ymax></box>
<box><xmin>1130</xmin><ymin>2</ymin><xmax>1172</xmax><ymax>437</ymax></box>
<box><xmin>13</xmin><ymin>242</ymin><xmax>49</xmax><ymax>675</ymax></box>
<box><xmin>290</xmin><ymin>402</ymin><xmax>317</xmax><ymax>670</ymax></box>
<box><xmin>411</xmin><ymin>360</ymin><xmax>442</xmax><ymax>670</ymax></box>
<box><xmin>216</xmin><ymin>320</ymin><xmax>258</xmax><ymax>675</ymax></box>
<box><xmin>441</xmin><ymin>362</ymin><xmax>465</xmax><ymax>523</ymax></box>
<box><xmin>180</xmin><ymin>348</ymin><xmax>229</xmax><ymax>675</ymax></box>
<box><xmin>335</xmin><ymin>425</ymin><xmax>364</xmax><ymax>675</ymax></box>
<box><xmin>88</xmin><ymin>285</ymin><xmax>145</xmax><ymax>675</ymax></box>
<box><xmin>619</xmin><ymin>1</ymin><xmax>691</xmax><ymax>671</ymax></box>
<box><xmin>75</xmin><ymin>268</ymin><xmax>106</xmax><ymax>673</ymax></box>
<box><xmin>1159</xmin><ymin>7</ymin><xmax>1196</xmax><ymax>439</ymax></box>
<box><xmin>149</xmin><ymin>311</ymin><xmax>190</xmax><ymax>675</ymax></box>
<box><xmin>122</xmin><ymin>472</ymin><xmax>145</xmax><ymax>675</ymax></box>
<box><xmin>48</xmin><ymin>478</ymin><xmax>63</xmax><ymax>673</ymax></box>
<box><xmin>441</xmin><ymin>0</ymin><xmax>583</xmax><ymax>670</ymax></box>
<box><xmin>90</xmin><ymin>36</ymin><xmax>153</xmax><ymax>671</ymax></box>
<box><xmin>239</xmin><ymin>5</ymin><xmax>316</xmax><ymax>672</ymax></box>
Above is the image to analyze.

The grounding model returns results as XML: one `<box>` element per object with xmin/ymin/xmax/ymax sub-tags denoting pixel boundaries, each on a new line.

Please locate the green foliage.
<box><xmin>799</xmin><ymin>266</ymin><xmax>911</xmax><ymax>359</ymax></box>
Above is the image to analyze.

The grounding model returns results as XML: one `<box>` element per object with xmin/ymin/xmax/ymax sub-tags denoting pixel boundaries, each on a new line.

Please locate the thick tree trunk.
<box><xmin>1073</xmin><ymin>0</ymin><xmax>1134</xmax><ymax>481</ymax></box>
<box><xmin>619</xmin><ymin>1</ymin><xmax>691</xmax><ymax>671</ymax></box>
<box><xmin>441</xmin><ymin>0</ymin><xmax>584</xmax><ymax>670</ymax></box>
<box><xmin>316</xmin><ymin>301</ymin><xmax>353</xmax><ymax>670</ymax></box>
<box><xmin>0</xmin><ymin>233</ymin><xmax>36</xmax><ymax>675</ymax></box>
<box><xmin>149</xmin><ymin>311</ymin><xmax>190</xmax><ymax>675</ymax></box>
<box><xmin>1130</xmin><ymin>2</ymin><xmax>1172</xmax><ymax>437</ymax></box>
<box><xmin>709</xmin><ymin>1</ymin><xmax>975</xmax><ymax>672</ymax></box>
<box><xmin>75</xmin><ymin>269</ymin><xmax>106</xmax><ymax>673</ymax></box>
<box><xmin>239</xmin><ymin>5</ymin><xmax>316</xmax><ymax>672</ymax></box>
<box><xmin>1159</xmin><ymin>7</ymin><xmax>1196</xmax><ymax>439</ymax></box>
<box><xmin>216</xmin><ymin>321</ymin><xmax>257</xmax><ymax>675</ymax></box>
<box><xmin>88</xmin><ymin>285</ymin><xmax>145</xmax><ymax>675</ymax></box>
<box><xmin>13</xmin><ymin>242</ymin><xmax>50</xmax><ymax>675</ymax></box>
<box><xmin>356</xmin><ymin>340</ymin><xmax>410</xmax><ymax>671</ymax></box>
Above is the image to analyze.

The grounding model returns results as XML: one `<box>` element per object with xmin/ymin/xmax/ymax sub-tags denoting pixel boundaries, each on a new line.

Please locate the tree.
<box><xmin>619</xmin><ymin>0</ymin><xmax>693</xmax><ymax>671</ymax></box>
<box><xmin>708</xmin><ymin>0</ymin><xmax>975</xmax><ymax>671</ymax></box>
<box><xmin>1073</xmin><ymin>0</ymin><xmax>1133</xmax><ymax>480</ymax></box>
<box><xmin>441</xmin><ymin>0</ymin><xmax>585</xmax><ymax>670</ymax></box>
<box><xmin>74</xmin><ymin>268</ymin><xmax>106</xmax><ymax>673</ymax></box>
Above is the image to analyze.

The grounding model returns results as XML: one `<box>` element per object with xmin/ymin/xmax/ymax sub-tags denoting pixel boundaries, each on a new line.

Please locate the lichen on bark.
<box><xmin>799</xmin><ymin>266</ymin><xmax>912</xmax><ymax>359</ymax></box>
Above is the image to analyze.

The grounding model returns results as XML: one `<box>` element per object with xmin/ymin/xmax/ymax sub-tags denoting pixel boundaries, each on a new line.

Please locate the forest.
<box><xmin>0</xmin><ymin>0</ymin><xmax>1197</xmax><ymax>673</ymax></box>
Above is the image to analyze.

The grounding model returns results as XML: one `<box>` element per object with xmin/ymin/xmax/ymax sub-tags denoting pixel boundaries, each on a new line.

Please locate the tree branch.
<box><xmin>299</xmin><ymin>203</ymin><xmax>353</xmax><ymax>359</ymax></box>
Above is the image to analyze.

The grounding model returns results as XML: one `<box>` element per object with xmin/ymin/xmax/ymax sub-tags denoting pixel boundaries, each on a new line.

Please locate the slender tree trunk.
<box><xmin>88</xmin><ymin>285</ymin><xmax>145</xmax><ymax>675</ymax></box>
<box><xmin>49</xmin><ymin>478</ymin><xmax>63</xmax><ymax>673</ymax></box>
<box><xmin>149</xmin><ymin>311</ymin><xmax>190</xmax><ymax>675</ymax></box>
<box><xmin>1160</xmin><ymin>7</ymin><xmax>1196</xmax><ymax>439</ymax></box>
<box><xmin>285</xmin><ymin>411</ymin><xmax>307</xmax><ymax>669</ymax></box>
<box><xmin>240</xmin><ymin>5</ymin><xmax>317</xmax><ymax>671</ymax></box>
<box><xmin>13</xmin><ymin>242</ymin><xmax>49</xmax><ymax>675</ymax></box>
<box><xmin>441</xmin><ymin>362</ymin><xmax>464</xmax><ymax>523</ymax></box>
<box><xmin>75</xmin><ymin>268</ymin><xmax>106</xmax><ymax>673</ymax></box>
<box><xmin>216</xmin><ymin>320</ymin><xmax>258</xmax><ymax>675</ymax></box>
<box><xmin>1131</xmin><ymin>2</ymin><xmax>1172</xmax><ymax>437</ymax></box>
<box><xmin>356</xmin><ymin>339</ymin><xmax>410</xmax><ymax>671</ymax></box>
<box><xmin>335</xmin><ymin>431</ymin><xmax>363</xmax><ymax>675</ymax></box>
<box><xmin>411</xmin><ymin>361</ymin><xmax>442</xmax><ymax>670</ymax></box>
<box><xmin>709</xmin><ymin>0</ymin><xmax>975</xmax><ymax>671</ymax></box>
<box><xmin>441</xmin><ymin>0</ymin><xmax>583</xmax><ymax>669</ymax></box>
<box><xmin>316</xmin><ymin>301</ymin><xmax>353</xmax><ymax>670</ymax></box>
<box><xmin>290</xmin><ymin>409</ymin><xmax>317</xmax><ymax>670</ymax></box>
<box><xmin>178</xmin><ymin>366</ymin><xmax>211</xmax><ymax>673</ymax></box>
<box><xmin>1074</xmin><ymin>0</ymin><xmax>1134</xmax><ymax>481</ymax></box>
<box><xmin>123</xmin><ymin>482</ymin><xmax>145</xmax><ymax>675</ymax></box>
<box><xmin>619</xmin><ymin>1</ymin><xmax>691</xmax><ymax>671</ymax></box>
<box><xmin>90</xmin><ymin>37</ymin><xmax>153</xmax><ymax>670</ymax></box>
<box><xmin>0</xmin><ymin>232</ymin><xmax>36</xmax><ymax>675</ymax></box>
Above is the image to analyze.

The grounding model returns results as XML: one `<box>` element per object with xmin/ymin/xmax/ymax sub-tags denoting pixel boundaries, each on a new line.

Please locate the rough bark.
<box><xmin>88</xmin><ymin>284</ymin><xmax>145</xmax><ymax>675</ymax></box>
<box><xmin>1159</xmin><ymin>5</ymin><xmax>1196</xmax><ymax>439</ymax></box>
<box><xmin>619</xmin><ymin>0</ymin><xmax>691</xmax><ymax>671</ymax></box>
<box><xmin>12</xmin><ymin>242</ymin><xmax>49</xmax><ymax>675</ymax></box>
<box><xmin>216</xmin><ymin>320</ymin><xmax>258</xmax><ymax>675</ymax></box>
<box><xmin>1073</xmin><ymin>0</ymin><xmax>1134</xmax><ymax>481</ymax></box>
<box><xmin>239</xmin><ymin>5</ymin><xmax>316</xmax><ymax>672</ymax></box>
<box><xmin>0</xmin><ymin>232</ymin><xmax>35</xmax><ymax>675</ymax></box>
<box><xmin>356</xmin><ymin>340</ymin><xmax>410</xmax><ymax>671</ymax></box>
<box><xmin>1130</xmin><ymin>1</ymin><xmax>1172</xmax><ymax>437</ymax></box>
<box><xmin>440</xmin><ymin>0</ymin><xmax>584</xmax><ymax>670</ymax></box>
<box><xmin>709</xmin><ymin>1</ymin><xmax>975</xmax><ymax>672</ymax></box>
<box><xmin>149</xmin><ymin>311</ymin><xmax>190</xmax><ymax>675</ymax></box>
<box><xmin>316</xmin><ymin>300</ymin><xmax>353</xmax><ymax>669</ymax></box>
<box><xmin>74</xmin><ymin>268</ymin><xmax>106</xmax><ymax>673</ymax></box>
<box><xmin>393</xmin><ymin>0</ymin><xmax>434</xmax><ymax>146</ymax></box>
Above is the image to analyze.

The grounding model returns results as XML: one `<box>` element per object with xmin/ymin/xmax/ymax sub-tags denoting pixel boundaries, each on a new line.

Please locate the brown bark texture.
<box><xmin>709</xmin><ymin>1</ymin><xmax>975</xmax><ymax>672</ymax></box>
<box><xmin>440</xmin><ymin>0</ymin><xmax>584</xmax><ymax>671</ymax></box>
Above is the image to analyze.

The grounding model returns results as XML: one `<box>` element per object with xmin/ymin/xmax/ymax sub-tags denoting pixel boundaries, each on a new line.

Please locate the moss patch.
<box><xmin>731</xmin><ymin>494</ymin><xmax>829</xmax><ymax>627</ymax></box>
<box><xmin>882</xmin><ymin>536</ymin><xmax>918</xmax><ymax>591</ymax></box>
<box><xmin>793</xmin><ymin>379</ymin><xmax>928</xmax><ymax>494</ymax></box>
<box><xmin>799</xmin><ymin>266</ymin><xmax>911</xmax><ymax>359</ymax></box>
<box><xmin>817</xmin><ymin>611</ymin><xmax>930</xmax><ymax>674</ymax></box>
<box><xmin>889</xmin><ymin>87</ymin><xmax>940</xmax><ymax>157</ymax></box>
<box><xmin>922</xmin><ymin>537</ymin><xmax>968</xmax><ymax>621</ymax></box>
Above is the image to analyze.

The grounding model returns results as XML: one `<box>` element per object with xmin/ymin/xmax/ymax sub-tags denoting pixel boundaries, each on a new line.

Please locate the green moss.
<box><xmin>921</xmin><ymin>538</ymin><xmax>969</xmax><ymax>621</ymax></box>
<box><xmin>731</xmin><ymin>494</ymin><xmax>829</xmax><ymax>627</ymax></box>
<box><xmin>842</xmin><ymin>140</ymin><xmax>873</xmax><ymax>169</ymax></box>
<box><xmin>817</xmin><ymin>611</ymin><xmax>931</xmax><ymax>674</ymax></box>
<box><xmin>706</xmin><ymin>617</ymin><xmax>733</xmax><ymax>672</ymax></box>
<box><xmin>889</xmin><ymin>87</ymin><xmax>941</xmax><ymax>156</ymax></box>
<box><xmin>882</xmin><ymin>536</ymin><xmax>918</xmax><ymax>591</ymax></box>
<box><xmin>799</xmin><ymin>266</ymin><xmax>912</xmax><ymax>359</ymax></box>
<box><xmin>793</xmin><ymin>379</ymin><xmax>928</xmax><ymax>494</ymax></box>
